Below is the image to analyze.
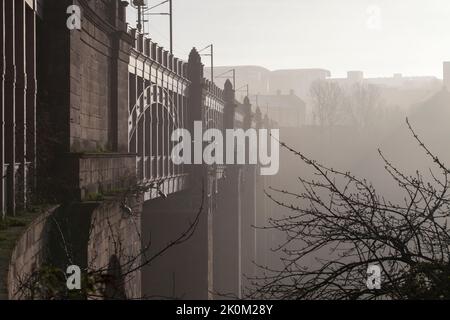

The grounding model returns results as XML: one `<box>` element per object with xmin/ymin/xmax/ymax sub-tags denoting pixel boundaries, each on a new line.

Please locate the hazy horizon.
<box><xmin>127</xmin><ymin>0</ymin><xmax>450</xmax><ymax>79</ymax></box>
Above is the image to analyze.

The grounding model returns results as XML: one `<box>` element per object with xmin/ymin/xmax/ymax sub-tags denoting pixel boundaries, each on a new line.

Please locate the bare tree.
<box><xmin>250</xmin><ymin>119</ymin><xmax>450</xmax><ymax>300</ymax></box>
<box><xmin>310</xmin><ymin>80</ymin><xmax>345</xmax><ymax>128</ymax></box>
<box><xmin>349</xmin><ymin>83</ymin><xmax>384</xmax><ymax>129</ymax></box>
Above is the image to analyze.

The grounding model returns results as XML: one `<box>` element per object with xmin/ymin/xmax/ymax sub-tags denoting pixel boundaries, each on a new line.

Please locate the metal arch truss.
<box><xmin>128</xmin><ymin>83</ymin><xmax>186</xmax><ymax>196</ymax></box>
<box><xmin>128</xmin><ymin>85</ymin><xmax>180</xmax><ymax>146</ymax></box>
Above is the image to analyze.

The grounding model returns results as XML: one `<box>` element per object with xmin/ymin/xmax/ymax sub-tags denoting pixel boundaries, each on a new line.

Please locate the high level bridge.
<box><xmin>1</xmin><ymin>0</ymin><xmax>278</xmax><ymax>300</ymax></box>
<box><xmin>127</xmin><ymin>29</ymin><xmax>276</xmax><ymax>299</ymax></box>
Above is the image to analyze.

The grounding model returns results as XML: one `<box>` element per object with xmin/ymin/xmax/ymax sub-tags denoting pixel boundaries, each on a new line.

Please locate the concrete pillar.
<box><xmin>241</xmin><ymin>165</ymin><xmax>257</xmax><ymax>292</ymax></box>
<box><xmin>25</xmin><ymin>4</ymin><xmax>36</xmax><ymax>204</ymax></box>
<box><xmin>0</xmin><ymin>0</ymin><xmax>5</xmax><ymax>218</ymax></box>
<box><xmin>141</xmin><ymin>190</ymin><xmax>210</xmax><ymax>299</ymax></box>
<box><xmin>254</xmin><ymin>106</ymin><xmax>267</xmax><ymax>270</ymax></box>
<box><xmin>443</xmin><ymin>62</ymin><xmax>450</xmax><ymax>91</ymax></box>
<box><xmin>240</xmin><ymin>97</ymin><xmax>257</xmax><ymax>293</ymax></box>
<box><xmin>110</xmin><ymin>1</ymin><xmax>133</xmax><ymax>153</ymax></box>
<box><xmin>261</xmin><ymin>117</ymin><xmax>276</xmax><ymax>270</ymax></box>
<box><xmin>242</xmin><ymin>96</ymin><xmax>252</xmax><ymax>130</ymax></box>
<box><xmin>223</xmin><ymin>80</ymin><xmax>236</xmax><ymax>130</ymax></box>
<box><xmin>4</xmin><ymin>0</ymin><xmax>16</xmax><ymax>215</ymax></box>
<box><xmin>255</xmin><ymin>173</ymin><xmax>267</xmax><ymax>269</ymax></box>
<box><xmin>141</xmin><ymin>48</ymin><xmax>213</xmax><ymax>300</ymax></box>
<box><xmin>187</xmin><ymin>48</ymin><xmax>204</xmax><ymax>135</ymax></box>
<box><xmin>212</xmin><ymin>79</ymin><xmax>243</xmax><ymax>298</ymax></box>
<box><xmin>14</xmin><ymin>0</ymin><xmax>27</xmax><ymax>210</ymax></box>
<box><xmin>214</xmin><ymin>166</ymin><xmax>242</xmax><ymax>298</ymax></box>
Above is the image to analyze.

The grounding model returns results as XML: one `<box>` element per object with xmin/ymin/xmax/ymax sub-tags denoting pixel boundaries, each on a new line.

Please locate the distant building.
<box><xmin>249</xmin><ymin>90</ymin><xmax>306</xmax><ymax>128</ymax></box>
<box><xmin>331</xmin><ymin>71</ymin><xmax>440</xmax><ymax>90</ymax></box>
<box><xmin>209</xmin><ymin>66</ymin><xmax>330</xmax><ymax>102</ymax></box>
<box><xmin>443</xmin><ymin>61</ymin><xmax>450</xmax><ymax>91</ymax></box>
<box><xmin>267</xmin><ymin>69</ymin><xmax>331</xmax><ymax>100</ymax></box>
<box><xmin>208</xmin><ymin>66</ymin><xmax>272</xmax><ymax>100</ymax></box>
<box><xmin>347</xmin><ymin>71</ymin><xmax>364</xmax><ymax>83</ymax></box>
<box><xmin>330</xmin><ymin>71</ymin><xmax>441</xmax><ymax>111</ymax></box>
<box><xmin>210</xmin><ymin>64</ymin><xmax>445</xmax><ymax>126</ymax></box>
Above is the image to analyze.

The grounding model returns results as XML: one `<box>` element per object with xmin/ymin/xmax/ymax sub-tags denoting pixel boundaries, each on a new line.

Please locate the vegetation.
<box><xmin>251</xmin><ymin>119</ymin><xmax>450</xmax><ymax>300</ymax></box>
<box><xmin>310</xmin><ymin>79</ymin><xmax>400</xmax><ymax>129</ymax></box>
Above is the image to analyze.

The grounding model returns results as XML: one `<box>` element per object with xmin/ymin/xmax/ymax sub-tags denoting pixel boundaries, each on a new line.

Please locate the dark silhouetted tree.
<box><xmin>251</xmin><ymin>119</ymin><xmax>450</xmax><ymax>300</ymax></box>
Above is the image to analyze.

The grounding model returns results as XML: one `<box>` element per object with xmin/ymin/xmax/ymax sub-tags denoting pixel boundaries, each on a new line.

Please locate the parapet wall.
<box><xmin>6</xmin><ymin>195</ymin><xmax>143</xmax><ymax>300</ymax></box>
<box><xmin>66</xmin><ymin>153</ymin><xmax>137</xmax><ymax>201</ymax></box>
<box><xmin>130</xmin><ymin>29</ymin><xmax>189</xmax><ymax>81</ymax></box>
<box><xmin>87</xmin><ymin>195</ymin><xmax>143</xmax><ymax>300</ymax></box>
<box><xmin>6</xmin><ymin>206</ymin><xmax>59</xmax><ymax>299</ymax></box>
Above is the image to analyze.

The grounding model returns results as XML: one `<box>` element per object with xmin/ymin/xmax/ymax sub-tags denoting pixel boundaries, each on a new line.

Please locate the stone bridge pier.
<box><xmin>142</xmin><ymin>156</ymin><xmax>259</xmax><ymax>300</ymax></box>
<box><xmin>2</xmin><ymin>0</ymin><xmax>275</xmax><ymax>300</ymax></box>
<box><xmin>139</xmin><ymin>49</ymin><xmax>262</xmax><ymax>300</ymax></box>
<box><xmin>141</xmin><ymin>185</ymin><xmax>210</xmax><ymax>300</ymax></box>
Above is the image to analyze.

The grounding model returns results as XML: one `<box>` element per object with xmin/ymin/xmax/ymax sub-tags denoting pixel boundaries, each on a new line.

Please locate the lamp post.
<box><xmin>235</xmin><ymin>84</ymin><xmax>250</xmax><ymax>103</ymax></box>
<box><xmin>199</xmin><ymin>44</ymin><xmax>214</xmax><ymax>84</ymax></box>
<box><xmin>143</xmin><ymin>0</ymin><xmax>173</xmax><ymax>54</ymax></box>
<box><xmin>215</xmin><ymin>69</ymin><xmax>236</xmax><ymax>89</ymax></box>
<box><xmin>236</xmin><ymin>84</ymin><xmax>249</xmax><ymax>97</ymax></box>
<box><xmin>133</xmin><ymin>0</ymin><xmax>174</xmax><ymax>54</ymax></box>
<box><xmin>169</xmin><ymin>0</ymin><xmax>173</xmax><ymax>54</ymax></box>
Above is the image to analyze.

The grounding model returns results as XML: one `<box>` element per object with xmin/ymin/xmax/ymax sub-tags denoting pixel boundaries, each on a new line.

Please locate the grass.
<box><xmin>85</xmin><ymin>188</ymin><xmax>128</xmax><ymax>202</ymax></box>
<box><xmin>0</xmin><ymin>217</ymin><xmax>29</xmax><ymax>230</ymax></box>
<box><xmin>85</xmin><ymin>192</ymin><xmax>105</xmax><ymax>202</ymax></box>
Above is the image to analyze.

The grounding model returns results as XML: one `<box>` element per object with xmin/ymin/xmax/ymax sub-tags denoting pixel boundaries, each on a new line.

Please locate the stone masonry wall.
<box><xmin>7</xmin><ymin>195</ymin><xmax>143</xmax><ymax>300</ymax></box>
<box><xmin>88</xmin><ymin>195</ymin><xmax>143</xmax><ymax>299</ymax></box>
<box><xmin>6</xmin><ymin>206</ymin><xmax>59</xmax><ymax>299</ymax></box>
<box><xmin>70</xmin><ymin>1</ymin><xmax>113</xmax><ymax>152</ymax></box>
<box><xmin>69</xmin><ymin>0</ymin><xmax>132</xmax><ymax>153</ymax></box>
<box><xmin>73</xmin><ymin>153</ymin><xmax>137</xmax><ymax>201</ymax></box>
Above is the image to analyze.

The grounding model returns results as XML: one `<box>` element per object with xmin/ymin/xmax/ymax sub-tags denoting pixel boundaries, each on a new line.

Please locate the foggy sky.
<box><xmin>127</xmin><ymin>0</ymin><xmax>450</xmax><ymax>78</ymax></box>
